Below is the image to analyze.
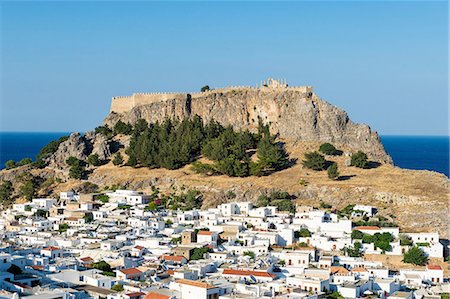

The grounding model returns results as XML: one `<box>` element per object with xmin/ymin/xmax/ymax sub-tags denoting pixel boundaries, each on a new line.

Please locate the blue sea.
<box><xmin>381</xmin><ymin>135</ymin><xmax>449</xmax><ymax>177</ymax></box>
<box><xmin>0</xmin><ymin>133</ymin><xmax>448</xmax><ymax>177</ymax></box>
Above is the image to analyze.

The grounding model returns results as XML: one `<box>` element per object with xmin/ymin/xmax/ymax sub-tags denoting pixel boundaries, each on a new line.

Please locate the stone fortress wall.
<box><xmin>110</xmin><ymin>78</ymin><xmax>313</xmax><ymax>114</ymax></box>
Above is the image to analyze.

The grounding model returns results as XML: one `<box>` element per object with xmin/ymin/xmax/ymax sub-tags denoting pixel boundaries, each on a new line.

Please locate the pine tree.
<box><xmin>403</xmin><ymin>246</ymin><xmax>428</xmax><ymax>265</ymax></box>
<box><xmin>327</xmin><ymin>162</ymin><xmax>339</xmax><ymax>180</ymax></box>
<box><xmin>351</xmin><ymin>151</ymin><xmax>369</xmax><ymax>168</ymax></box>
<box><xmin>302</xmin><ymin>152</ymin><xmax>327</xmax><ymax>171</ymax></box>
<box><xmin>112</xmin><ymin>152</ymin><xmax>124</xmax><ymax>166</ymax></box>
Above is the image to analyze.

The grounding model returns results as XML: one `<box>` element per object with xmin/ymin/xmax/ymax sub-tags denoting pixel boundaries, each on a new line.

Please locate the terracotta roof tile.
<box><xmin>354</xmin><ymin>226</ymin><xmax>381</xmax><ymax>231</ymax></box>
<box><xmin>222</xmin><ymin>269</ymin><xmax>276</xmax><ymax>278</ymax></box>
<box><xmin>119</xmin><ymin>268</ymin><xmax>143</xmax><ymax>275</ymax></box>
<box><xmin>176</xmin><ymin>279</ymin><xmax>217</xmax><ymax>289</ymax></box>
<box><xmin>198</xmin><ymin>231</ymin><xmax>214</xmax><ymax>236</ymax></box>
<box><xmin>42</xmin><ymin>246</ymin><xmax>61</xmax><ymax>251</ymax></box>
<box><xmin>161</xmin><ymin>255</ymin><xmax>185</xmax><ymax>262</ymax></box>
<box><xmin>330</xmin><ymin>266</ymin><xmax>350</xmax><ymax>275</ymax></box>
<box><xmin>144</xmin><ymin>292</ymin><xmax>171</xmax><ymax>299</ymax></box>
<box><xmin>427</xmin><ymin>265</ymin><xmax>443</xmax><ymax>270</ymax></box>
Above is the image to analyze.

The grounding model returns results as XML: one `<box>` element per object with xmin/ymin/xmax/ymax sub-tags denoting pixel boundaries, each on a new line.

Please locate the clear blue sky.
<box><xmin>1</xmin><ymin>1</ymin><xmax>448</xmax><ymax>135</ymax></box>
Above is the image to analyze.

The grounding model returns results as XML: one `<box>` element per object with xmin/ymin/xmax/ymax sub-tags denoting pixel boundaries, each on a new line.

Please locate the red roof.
<box><xmin>119</xmin><ymin>268</ymin><xmax>143</xmax><ymax>275</ymax></box>
<box><xmin>134</xmin><ymin>245</ymin><xmax>145</xmax><ymax>250</ymax></box>
<box><xmin>222</xmin><ymin>269</ymin><xmax>276</xmax><ymax>278</ymax></box>
<box><xmin>177</xmin><ymin>279</ymin><xmax>217</xmax><ymax>289</ymax></box>
<box><xmin>161</xmin><ymin>255</ymin><xmax>185</xmax><ymax>262</ymax></box>
<box><xmin>427</xmin><ymin>265</ymin><xmax>443</xmax><ymax>270</ymax></box>
<box><xmin>198</xmin><ymin>231</ymin><xmax>214</xmax><ymax>236</ymax></box>
<box><xmin>80</xmin><ymin>257</ymin><xmax>94</xmax><ymax>262</ymax></box>
<box><xmin>30</xmin><ymin>265</ymin><xmax>45</xmax><ymax>270</ymax></box>
<box><xmin>144</xmin><ymin>292</ymin><xmax>171</xmax><ymax>299</ymax></box>
<box><xmin>330</xmin><ymin>266</ymin><xmax>350</xmax><ymax>275</ymax></box>
<box><xmin>354</xmin><ymin>226</ymin><xmax>381</xmax><ymax>231</ymax></box>
<box><xmin>42</xmin><ymin>246</ymin><xmax>61</xmax><ymax>251</ymax></box>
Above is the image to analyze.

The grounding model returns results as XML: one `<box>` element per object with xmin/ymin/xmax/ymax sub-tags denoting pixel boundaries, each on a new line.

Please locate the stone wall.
<box><xmin>109</xmin><ymin>84</ymin><xmax>313</xmax><ymax>114</ymax></box>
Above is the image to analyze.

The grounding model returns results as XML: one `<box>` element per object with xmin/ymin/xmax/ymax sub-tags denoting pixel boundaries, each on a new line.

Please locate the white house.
<box><xmin>175</xmin><ymin>279</ymin><xmax>220</xmax><ymax>299</ymax></box>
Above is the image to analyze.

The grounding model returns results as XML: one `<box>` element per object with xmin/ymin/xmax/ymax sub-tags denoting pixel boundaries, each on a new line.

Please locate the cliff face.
<box><xmin>104</xmin><ymin>89</ymin><xmax>392</xmax><ymax>163</ymax></box>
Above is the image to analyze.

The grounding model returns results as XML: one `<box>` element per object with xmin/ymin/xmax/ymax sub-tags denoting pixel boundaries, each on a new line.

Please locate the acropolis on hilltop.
<box><xmin>110</xmin><ymin>78</ymin><xmax>313</xmax><ymax>114</ymax></box>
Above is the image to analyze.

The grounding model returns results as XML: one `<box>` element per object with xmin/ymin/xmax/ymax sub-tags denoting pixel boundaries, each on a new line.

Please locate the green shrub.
<box><xmin>88</xmin><ymin>154</ymin><xmax>101</xmax><ymax>166</ymax></box>
<box><xmin>351</xmin><ymin>230</ymin><xmax>364</xmax><ymax>239</ymax></box>
<box><xmin>302</xmin><ymin>152</ymin><xmax>326</xmax><ymax>171</ymax></box>
<box><xmin>18</xmin><ymin>158</ymin><xmax>33</xmax><ymax>166</ymax></box>
<box><xmin>327</xmin><ymin>162</ymin><xmax>339</xmax><ymax>180</ymax></box>
<box><xmin>191</xmin><ymin>247</ymin><xmax>211</xmax><ymax>260</ymax></box>
<box><xmin>113</xmin><ymin>120</ymin><xmax>133</xmax><ymax>135</ymax></box>
<box><xmin>243</xmin><ymin>251</ymin><xmax>255</xmax><ymax>259</ymax></box>
<box><xmin>351</xmin><ymin>151</ymin><xmax>369</xmax><ymax>168</ymax></box>
<box><xmin>111</xmin><ymin>284</ymin><xmax>124</xmax><ymax>292</ymax></box>
<box><xmin>97</xmin><ymin>195</ymin><xmax>109</xmax><ymax>203</ymax></box>
<box><xmin>5</xmin><ymin>160</ymin><xmax>16</xmax><ymax>170</ymax></box>
<box><xmin>112</xmin><ymin>153</ymin><xmax>124</xmax><ymax>166</ymax></box>
<box><xmin>319</xmin><ymin>143</ymin><xmax>338</xmax><ymax>155</ymax></box>
<box><xmin>403</xmin><ymin>246</ymin><xmax>428</xmax><ymax>265</ymax></box>
<box><xmin>36</xmin><ymin>136</ymin><xmax>69</xmax><ymax>163</ymax></box>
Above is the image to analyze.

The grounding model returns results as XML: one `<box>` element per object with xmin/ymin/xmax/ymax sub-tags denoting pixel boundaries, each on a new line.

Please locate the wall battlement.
<box><xmin>110</xmin><ymin>79</ymin><xmax>313</xmax><ymax>114</ymax></box>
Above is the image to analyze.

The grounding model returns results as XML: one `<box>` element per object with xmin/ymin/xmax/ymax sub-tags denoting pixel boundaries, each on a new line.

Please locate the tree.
<box><xmin>58</xmin><ymin>223</ymin><xmax>69</xmax><ymax>233</ymax></box>
<box><xmin>328</xmin><ymin>292</ymin><xmax>345</xmax><ymax>299</ymax></box>
<box><xmin>403</xmin><ymin>246</ymin><xmax>428</xmax><ymax>265</ymax></box>
<box><xmin>0</xmin><ymin>181</ymin><xmax>14</xmax><ymax>204</ymax></box>
<box><xmin>243</xmin><ymin>251</ymin><xmax>255</xmax><ymax>259</ymax></box>
<box><xmin>114</xmin><ymin>120</ymin><xmax>133</xmax><ymax>135</ymax></box>
<box><xmin>191</xmin><ymin>247</ymin><xmax>211</xmax><ymax>260</ymax></box>
<box><xmin>327</xmin><ymin>162</ymin><xmax>339</xmax><ymax>180</ymax></box>
<box><xmin>254</xmin><ymin>136</ymin><xmax>289</xmax><ymax>175</ymax></box>
<box><xmin>36</xmin><ymin>136</ymin><xmax>69</xmax><ymax>162</ymax></box>
<box><xmin>133</xmin><ymin>119</ymin><xmax>149</xmax><ymax>134</ymax></box>
<box><xmin>111</xmin><ymin>284</ymin><xmax>124</xmax><ymax>292</ymax></box>
<box><xmin>20</xmin><ymin>176</ymin><xmax>37</xmax><ymax>200</ymax></box>
<box><xmin>362</xmin><ymin>234</ymin><xmax>374</xmax><ymax>244</ymax></box>
<box><xmin>97</xmin><ymin>194</ymin><xmax>109</xmax><ymax>203</ymax></box>
<box><xmin>92</xmin><ymin>261</ymin><xmax>113</xmax><ymax>272</ymax></box>
<box><xmin>88</xmin><ymin>153</ymin><xmax>101</xmax><ymax>166</ymax></box>
<box><xmin>144</xmin><ymin>202</ymin><xmax>158</xmax><ymax>211</ymax></box>
<box><xmin>399</xmin><ymin>234</ymin><xmax>413</xmax><ymax>246</ymax></box>
<box><xmin>344</xmin><ymin>242</ymin><xmax>363</xmax><ymax>257</ymax></box>
<box><xmin>351</xmin><ymin>230</ymin><xmax>364</xmax><ymax>239</ymax></box>
<box><xmin>95</xmin><ymin>125</ymin><xmax>113</xmax><ymax>138</ymax></box>
<box><xmin>298</xmin><ymin>228</ymin><xmax>311</xmax><ymax>238</ymax></box>
<box><xmin>69</xmin><ymin>160</ymin><xmax>87</xmax><ymax>179</ymax></box>
<box><xmin>112</xmin><ymin>152</ymin><xmax>124</xmax><ymax>166</ymax></box>
<box><xmin>18</xmin><ymin>158</ymin><xmax>33</xmax><ymax>166</ymax></box>
<box><xmin>302</xmin><ymin>152</ymin><xmax>326</xmax><ymax>171</ymax></box>
<box><xmin>5</xmin><ymin>160</ymin><xmax>16</xmax><ymax>170</ymax></box>
<box><xmin>66</xmin><ymin>156</ymin><xmax>79</xmax><ymax>166</ymax></box>
<box><xmin>201</xmin><ymin>85</ymin><xmax>210</xmax><ymax>92</ymax></box>
<box><xmin>351</xmin><ymin>151</ymin><xmax>369</xmax><ymax>168</ymax></box>
<box><xmin>319</xmin><ymin>143</ymin><xmax>338</xmax><ymax>155</ymax></box>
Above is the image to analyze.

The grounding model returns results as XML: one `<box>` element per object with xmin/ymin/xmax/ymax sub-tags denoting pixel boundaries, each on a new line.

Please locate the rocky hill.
<box><xmin>1</xmin><ymin>79</ymin><xmax>448</xmax><ymax>237</ymax></box>
<box><xmin>104</xmin><ymin>82</ymin><xmax>392</xmax><ymax>164</ymax></box>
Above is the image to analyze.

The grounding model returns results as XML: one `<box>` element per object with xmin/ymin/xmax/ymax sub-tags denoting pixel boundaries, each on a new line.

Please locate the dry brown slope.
<box><xmin>85</xmin><ymin>139</ymin><xmax>449</xmax><ymax>238</ymax></box>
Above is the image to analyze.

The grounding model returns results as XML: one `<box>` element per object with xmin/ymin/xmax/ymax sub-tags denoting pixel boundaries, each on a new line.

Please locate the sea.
<box><xmin>0</xmin><ymin>132</ymin><xmax>448</xmax><ymax>177</ymax></box>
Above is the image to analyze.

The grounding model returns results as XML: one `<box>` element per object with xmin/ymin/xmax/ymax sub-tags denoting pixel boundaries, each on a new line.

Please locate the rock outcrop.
<box><xmin>46</xmin><ymin>132</ymin><xmax>114</xmax><ymax>172</ymax></box>
<box><xmin>104</xmin><ymin>88</ymin><xmax>392</xmax><ymax>163</ymax></box>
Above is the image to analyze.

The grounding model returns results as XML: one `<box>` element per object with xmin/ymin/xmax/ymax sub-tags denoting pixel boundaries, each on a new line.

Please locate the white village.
<box><xmin>0</xmin><ymin>188</ymin><xmax>447</xmax><ymax>299</ymax></box>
